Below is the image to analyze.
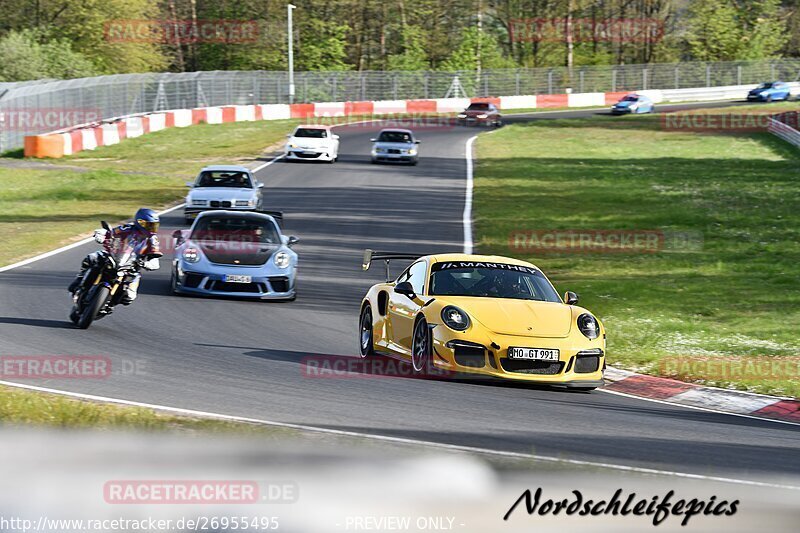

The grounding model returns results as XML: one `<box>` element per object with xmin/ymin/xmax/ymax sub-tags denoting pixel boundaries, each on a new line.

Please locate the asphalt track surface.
<box><xmin>1</xmin><ymin>101</ymin><xmax>798</xmax><ymax>486</ymax></box>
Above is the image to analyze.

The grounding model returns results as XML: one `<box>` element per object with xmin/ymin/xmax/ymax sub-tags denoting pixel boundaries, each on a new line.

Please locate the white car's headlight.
<box><xmin>273</xmin><ymin>251</ymin><xmax>291</xmax><ymax>269</ymax></box>
<box><xmin>235</xmin><ymin>199</ymin><xmax>256</xmax><ymax>207</ymax></box>
<box><xmin>477</xmin><ymin>113</ymin><xmax>488</xmax><ymax>119</ymax></box>
<box><xmin>375</xmin><ymin>147</ymin><xmax>386</xmax><ymax>153</ymax></box>
<box><xmin>288</xmin><ymin>143</ymin><xmax>297</xmax><ymax>148</ymax></box>
<box><xmin>457</xmin><ymin>113</ymin><xmax>467</xmax><ymax>118</ymax></box>
<box><xmin>191</xmin><ymin>199</ymin><xmax>207</xmax><ymax>206</ymax></box>
<box><xmin>407</xmin><ymin>148</ymin><xmax>417</xmax><ymax>155</ymax></box>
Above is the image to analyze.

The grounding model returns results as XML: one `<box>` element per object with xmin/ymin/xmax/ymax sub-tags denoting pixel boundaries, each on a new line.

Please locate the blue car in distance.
<box><xmin>610</xmin><ymin>93</ymin><xmax>654</xmax><ymax>115</ymax></box>
<box><xmin>747</xmin><ymin>81</ymin><xmax>791</xmax><ymax>102</ymax></box>
<box><xmin>170</xmin><ymin>211</ymin><xmax>298</xmax><ymax>301</ymax></box>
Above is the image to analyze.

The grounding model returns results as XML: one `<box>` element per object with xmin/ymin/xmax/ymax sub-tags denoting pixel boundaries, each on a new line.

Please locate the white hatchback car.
<box><xmin>285</xmin><ymin>125</ymin><xmax>340</xmax><ymax>163</ymax></box>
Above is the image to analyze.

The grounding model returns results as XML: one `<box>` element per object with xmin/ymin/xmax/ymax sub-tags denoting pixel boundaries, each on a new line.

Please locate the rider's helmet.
<box><xmin>134</xmin><ymin>208</ymin><xmax>160</xmax><ymax>235</ymax></box>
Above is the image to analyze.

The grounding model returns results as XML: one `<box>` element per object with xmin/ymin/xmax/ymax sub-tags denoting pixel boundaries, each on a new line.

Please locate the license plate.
<box><xmin>224</xmin><ymin>274</ymin><xmax>252</xmax><ymax>283</ymax></box>
<box><xmin>507</xmin><ymin>347</ymin><xmax>560</xmax><ymax>361</ymax></box>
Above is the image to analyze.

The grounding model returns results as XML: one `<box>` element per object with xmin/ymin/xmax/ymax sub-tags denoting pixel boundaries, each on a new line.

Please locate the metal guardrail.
<box><xmin>2</xmin><ymin>59</ymin><xmax>800</xmax><ymax>153</ymax></box>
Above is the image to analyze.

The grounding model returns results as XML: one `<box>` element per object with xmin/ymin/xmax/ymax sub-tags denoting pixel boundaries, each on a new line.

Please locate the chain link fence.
<box><xmin>2</xmin><ymin>59</ymin><xmax>800</xmax><ymax>153</ymax></box>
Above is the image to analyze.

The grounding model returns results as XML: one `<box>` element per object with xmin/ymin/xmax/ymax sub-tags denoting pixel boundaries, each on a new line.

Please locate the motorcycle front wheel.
<box><xmin>77</xmin><ymin>286</ymin><xmax>110</xmax><ymax>329</ymax></box>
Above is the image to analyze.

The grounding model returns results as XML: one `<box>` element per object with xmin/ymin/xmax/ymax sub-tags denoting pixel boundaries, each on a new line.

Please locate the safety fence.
<box><xmin>4</xmin><ymin>59</ymin><xmax>800</xmax><ymax>153</ymax></box>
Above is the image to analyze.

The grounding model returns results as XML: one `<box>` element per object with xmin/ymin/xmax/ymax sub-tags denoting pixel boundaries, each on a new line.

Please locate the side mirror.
<box><xmin>286</xmin><ymin>133</ymin><xmax>292</xmax><ymax>138</ymax></box>
<box><xmin>172</xmin><ymin>229</ymin><xmax>185</xmax><ymax>245</ymax></box>
<box><xmin>395</xmin><ymin>281</ymin><xmax>415</xmax><ymax>298</ymax></box>
<box><xmin>287</xmin><ymin>235</ymin><xmax>299</xmax><ymax>247</ymax></box>
<box><xmin>414</xmin><ymin>140</ymin><xmax>420</xmax><ymax>144</ymax></box>
<box><xmin>564</xmin><ymin>291</ymin><xmax>579</xmax><ymax>305</ymax></box>
<box><xmin>369</xmin><ymin>138</ymin><xmax>377</xmax><ymax>142</ymax></box>
<box><xmin>256</xmin><ymin>182</ymin><xmax>264</xmax><ymax>188</ymax></box>
<box><xmin>101</xmin><ymin>221</ymin><xmax>110</xmax><ymax>231</ymax></box>
<box><xmin>332</xmin><ymin>134</ymin><xmax>340</xmax><ymax>140</ymax></box>
<box><xmin>185</xmin><ymin>181</ymin><xmax>194</xmax><ymax>187</ymax></box>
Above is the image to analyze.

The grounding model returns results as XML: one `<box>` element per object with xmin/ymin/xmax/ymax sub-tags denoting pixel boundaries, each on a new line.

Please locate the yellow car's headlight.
<box><xmin>578</xmin><ymin>313</ymin><xmax>599</xmax><ymax>339</ymax></box>
<box><xmin>441</xmin><ymin>306</ymin><xmax>470</xmax><ymax>331</ymax></box>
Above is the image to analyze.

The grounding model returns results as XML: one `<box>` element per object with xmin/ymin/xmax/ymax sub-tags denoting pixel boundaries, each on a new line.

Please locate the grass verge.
<box><xmin>0</xmin><ymin>119</ymin><xmax>299</xmax><ymax>266</ymax></box>
<box><xmin>474</xmin><ymin>108</ymin><xmax>800</xmax><ymax>397</ymax></box>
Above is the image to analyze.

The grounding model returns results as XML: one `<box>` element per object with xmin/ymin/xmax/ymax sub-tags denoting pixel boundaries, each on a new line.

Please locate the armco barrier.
<box><xmin>23</xmin><ymin>84</ymin><xmax>784</xmax><ymax>158</ymax></box>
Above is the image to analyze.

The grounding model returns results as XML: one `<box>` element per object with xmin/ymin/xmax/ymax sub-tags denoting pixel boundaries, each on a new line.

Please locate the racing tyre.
<box><xmin>359</xmin><ymin>306</ymin><xmax>375</xmax><ymax>358</ymax></box>
<box><xmin>411</xmin><ymin>317</ymin><xmax>432</xmax><ymax>373</ymax></box>
<box><xmin>170</xmin><ymin>266</ymin><xmax>180</xmax><ymax>295</ymax></box>
<box><xmin>766</xmin><ymin>95</ymin><xmax>773</xmax><ymax>103</ymax></box>
<box><xmin>69</xmin><ymin>306</ymin><xmax>80</xmax><ymax>325</ymax></box>
<box><xmin>77</xmin><ymin>286</ymin><xmax>110</xmax><ymax>329</ymax></box>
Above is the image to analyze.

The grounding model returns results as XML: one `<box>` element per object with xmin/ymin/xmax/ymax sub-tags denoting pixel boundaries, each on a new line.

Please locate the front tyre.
<box><xmin>411</xmin><ymin>318</ymin><xmax>431</xmax><ymax>373</ymax></box>
<box><xmin>77</xmin><ymin>286</ymin><xmax>110</xmax><ymax>329</ymax></box>
<box><xmin>359</xmin><ymin>306</ymin><xmax>374</xmax><ymax>357</ymax></box>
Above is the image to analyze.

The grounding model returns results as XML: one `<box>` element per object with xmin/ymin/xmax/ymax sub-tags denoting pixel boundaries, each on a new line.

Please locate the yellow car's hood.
<box><xmin>440</xmin><ymin>297</ymin><xmax>573</xmax><ymax>338</ymax></box>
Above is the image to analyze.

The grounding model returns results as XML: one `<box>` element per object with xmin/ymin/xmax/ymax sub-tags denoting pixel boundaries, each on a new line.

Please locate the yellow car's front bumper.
<box><xmin>430</xmin><ymin>327</ymin><xmax>605</xmax><ymax>386</ymax></box>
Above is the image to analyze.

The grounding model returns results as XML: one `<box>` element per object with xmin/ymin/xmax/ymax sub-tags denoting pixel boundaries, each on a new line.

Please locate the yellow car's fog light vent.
<box><xmin>446</xmin><ymin>340</ymin><xmax>486</xmax><ymax>368</ymax></box>
<box><xmin>575</xmin><ymin>349</ymin><xmax>604</xmax><ymax>374</ymax></box>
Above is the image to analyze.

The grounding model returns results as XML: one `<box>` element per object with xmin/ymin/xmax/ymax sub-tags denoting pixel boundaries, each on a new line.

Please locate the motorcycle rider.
<box><xmin>68</xmin><ymin>208</ymin><xmax>162</xmax><ymax>305</ymax></box>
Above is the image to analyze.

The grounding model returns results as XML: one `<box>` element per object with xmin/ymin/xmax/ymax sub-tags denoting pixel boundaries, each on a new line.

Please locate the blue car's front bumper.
<box><xmin>173</xmin><ymin>263</ymin><xmax>296</xmax><ymax>300</ymax></box>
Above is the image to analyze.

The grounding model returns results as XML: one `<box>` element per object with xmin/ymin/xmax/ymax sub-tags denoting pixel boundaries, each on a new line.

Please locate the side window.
<box><xmin>407</xmin><ymin>261</ymin><xmax>428</xmax><ymax>295</ymax></box>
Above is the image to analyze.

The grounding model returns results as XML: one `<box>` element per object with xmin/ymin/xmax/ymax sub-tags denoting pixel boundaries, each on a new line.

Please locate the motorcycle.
<box><xmin>69</xmin><ymin>222</ymin><xmax>149</xmax><ymax>329</ymax></box>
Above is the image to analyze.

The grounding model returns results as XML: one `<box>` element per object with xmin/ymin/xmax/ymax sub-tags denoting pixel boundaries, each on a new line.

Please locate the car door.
<box><xmin>387</xmin><ymin>260</ymin><xmax>427</xmax><ymax>355</ymax></box>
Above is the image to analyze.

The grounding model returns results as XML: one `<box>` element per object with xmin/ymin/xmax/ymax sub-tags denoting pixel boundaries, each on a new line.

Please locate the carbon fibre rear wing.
<box><xmin>257</xmin><ymin>210</ymin><xmax>283</xmax><ymax>227</ymax></box>
<box><xmin>362</xmin><ymin>249</ymin><xmax>424</xmax><ymax>281</ymax></box>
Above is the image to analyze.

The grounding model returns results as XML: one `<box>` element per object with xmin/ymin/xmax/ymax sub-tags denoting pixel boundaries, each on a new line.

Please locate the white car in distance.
<box><xmin>284</xmin><ymin>125</ymin><xmax>340</xmax><ymax>163</ymax></box>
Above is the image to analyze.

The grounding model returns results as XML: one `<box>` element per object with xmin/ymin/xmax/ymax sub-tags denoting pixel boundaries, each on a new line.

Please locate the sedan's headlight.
<box><xmin>477</xmin><ymin>113</ymin><xmax>488</xmax><ymax>119</ymax></box>
<box><xmin>407</xmin><ymin>148</ymin><xmax>417</xmax><ymax>155</ymax></box>
<box><xmin>235</xmin><ymin>199</ymin><xmax>256</xmax><ymax>207</ymax></box>
<box><xmin>441</xmin><ymin>305</ymin><xmax>470</xmax><ymax>331</ymax></box>
<box><xmin>288</xmin><ymin>143</ymin><xmax>297</xmax><ymax>148</ymax></box>
<box><xmin>182</xmin><ymin>247</ymin><xmax>200</xmax><ymax>263</ymax></box>
<box><xmin>273</xmin><ymin>251</ymin><xmax>291</xmax><ymax>269</ymax></box>
<box><xmin>577</xmin><ymin>313</ymin><xmax>600</xmax><ymax>340</ymax></box>
<box><xmin>457</xmin><ymin>113</ymin><xmax>467</xmax><ymax>118</ymax></box>
<box><xmin>375</xmin><ymin>147</ymin><xmax>386</xmax><ymax>153</ymax></box>
<box><xmin>191</xmin><ymin>199</ymin><xmax>207</xmax><ymax>206</ymax></box>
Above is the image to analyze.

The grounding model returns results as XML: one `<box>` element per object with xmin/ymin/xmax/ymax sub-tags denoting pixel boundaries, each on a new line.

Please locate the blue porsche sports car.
<box><xmin>611</xmin><ymin>93</ymin><xmax>654</xmax><ymax>114</ymax></box>
<box><xmin>170</xmin><ymin>211</ymin><xmax>298</xmax><ymax>300</ymax></box>
<box><xmin>747</xmin><ymin>81</ymin><xmax>791</xmax><ymax>102</ymax></box>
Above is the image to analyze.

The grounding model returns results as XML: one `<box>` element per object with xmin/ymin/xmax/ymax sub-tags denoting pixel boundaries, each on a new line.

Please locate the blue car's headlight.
<box><xmin>182</xmin><ymin>247</ymin><xmax>200</xmax><ymax>263</ymax></box>
<box><xmin>273</xmin><ymin>251</ymin><xmax>291</xmax><ymax>269</ymax></box>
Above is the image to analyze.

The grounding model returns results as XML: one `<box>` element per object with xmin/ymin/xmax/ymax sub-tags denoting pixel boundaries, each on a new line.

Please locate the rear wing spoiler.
<box><xmin>362</xmin><ymin>249</ymin><xmax>424</xmax><ymax>281</ymax></box>
<box><xmin>258</xmin><ymin>210</ymin><xmax>284</xmax><ymax>227</ymax></box>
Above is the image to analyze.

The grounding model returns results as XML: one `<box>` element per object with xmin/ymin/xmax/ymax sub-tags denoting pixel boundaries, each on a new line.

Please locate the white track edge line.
<box><xmin>0</xmin><ymin>203</ymin><xmax>185</xmax><ymax>274</ymax></box>
<box><xmin>463</xmin><ymin>136</ymin><xmax>477</xmax><ymax>254</ymax></box>
<box><xmin>0</xmin><ymin>379</ymin><xmax>797</xmax><ymax>491</ymax></box>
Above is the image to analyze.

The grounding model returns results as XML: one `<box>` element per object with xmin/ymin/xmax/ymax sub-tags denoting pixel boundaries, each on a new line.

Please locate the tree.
<box><xmin>386</xmin><ymin>25</ymin><xmax>429</xmax><ymax>70</ymax></box>
<box><xmin>295</xmin><ymin>19</ymin><xmax>352</xmax><ymax>71</ymax></box>
<box><xmin>0</xmin><ymin>30</ymin><xmax>97</xmax><ymax>82</ymax></box>
<box><xmin>684</xmin><ymin>0</ymin><xmax>743</xmax><ymax>61</ymax></box>
<box><xmin>440</xmin><ymin>26</ymin><xmax>516</xmax><ymax>71</ymax></box>
<box><xmin>735</xmin><ymin>0</ymin><xmax>788</xmax><ymax>60</ymax></box>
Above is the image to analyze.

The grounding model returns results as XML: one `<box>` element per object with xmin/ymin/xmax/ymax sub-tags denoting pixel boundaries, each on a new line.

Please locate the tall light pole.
<box><xmin>287</xmin><ymin>4</ymin><xmax>296</xmax><ymax>104</ymax></box>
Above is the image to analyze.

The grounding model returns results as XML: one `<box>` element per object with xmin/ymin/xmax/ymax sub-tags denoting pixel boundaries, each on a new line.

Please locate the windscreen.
<box><xmin>294</xmin><ymin>128</ymin><xmax>328</xmax><ymax>138</ymax></box>
<box><xmin>378</xmin><ymin>131</ymin><xmax>413</xmax><ymax>143</ymax></box>
<box><xmin>429</xmin><ymin>261</ymin><xmax>561</xmax><ymax>302</ymax></box>
<box><xmin>191</xmin><ymin>216</ymin><xmax>280</xmax><ymax>245</ymax></box>
<box><xmin>196</xmin><ymin>171</ymin><xmax>252</xmax><ymax>188</ymax></box>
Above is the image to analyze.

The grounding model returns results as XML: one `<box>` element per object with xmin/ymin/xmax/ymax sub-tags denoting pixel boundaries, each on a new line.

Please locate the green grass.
<box><xmin>0</xmin><ymin>385</ymin><xmax>296</xmax><ymax>436</ymax></box>
<box><xmin>474</xmin><ymin>112</ymin><xmax>800</xmax><ymax>397</ymax></box>
<box><xmin>0</xmin><ymin>119</ymin><xmax>300</xmax><ymax>266</ymax></box>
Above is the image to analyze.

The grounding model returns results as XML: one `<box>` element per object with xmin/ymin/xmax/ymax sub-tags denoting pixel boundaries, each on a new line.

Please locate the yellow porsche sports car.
<box><xmin>359</xmin><ymin>251</ymin><xmax>606</xmax><ymax>389</ymax></box>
